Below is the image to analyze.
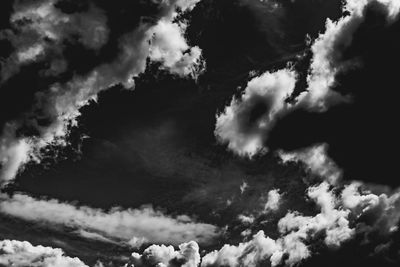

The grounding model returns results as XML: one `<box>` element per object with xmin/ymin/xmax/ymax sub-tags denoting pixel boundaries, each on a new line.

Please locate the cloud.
<box><xmin>0</xmin><ymin>239</ymin><xmax>88</xmax><ymax>267</ymax></box>
<box><xmin>201</xmin><ymin>182</ymin><xmax>353</xmax><ymax>267</ymax></box>
<box><xmin>341</xmin><ymin>182</ymin><xmax>400</xmax><ymax>236</ymax></box>
<box><xmin>201</xmin><ymin>231</ymin><xmax>281</xmax><ymax>267</ymax></box>
<box><xmin>0</xmin><ymin>193</ymin><xmax>219</xmax><ymax>247</ymax></box>
<box><xmin>214</xmin><ymin>0</ymin><xmax>400</xmax><ymax>157</ymax></box>
<box><xmin>264</xmin><ymin>189</ymin><xmax>281</xmax><ymax>212</ymax></box>
<box><xmin>0</xmin><ymin>0</ymin><xmax>109</xmax><ymax>81</ymax></box>
<box><xmin>278</xmin><ymin>143</ymin><xmax>342</xmax><ymax>184</ymax></box>
<box><xmin>214</xmin><ymin>68</ymin><xmax>297</xmax><ymax>157</ymax></box>
<box><xmin>130</xmin><ymin>241</ymin><xmax>200</xmax><ymax>267</ymax></box>
<box><xmin>0</xmin><ymin>0</ymin><xmax>204</xmax><ymax>185</ymax></box>
<box><xmin>201</xmin><ymin>177</ymin><xmax>400</xmax><ymax>267</ymax></box>
<box><xmin>149</xmin><ymin>19</ymin><xmax>204</xmax><ymax>78</ymax></box>
<box><xmin>297</xmin><ymin>0</ymin><xmax>400</xmax><ymax>111</ymax></box>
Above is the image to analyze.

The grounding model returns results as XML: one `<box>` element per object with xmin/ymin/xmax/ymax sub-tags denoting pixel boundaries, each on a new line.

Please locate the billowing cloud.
<box><xmin>278</xmin><ymin>143</ymin><xmax>342</xmax><ymax>184</ymax></box>
<box><xmin>0</xmin><ymin>239</ymin><xmax>88</xmax><ymax>267</ymax></box>
<box><xmin>214</xmin><ymin>0</ymin><xmax>400</xmax><ymax>157</ymax></box>
<box><xmin>130</xmin><ymin>241</ymin><xmax>200</xmax><ymax>267</ymax></box>
<box><xmin>214</xmin><ymin>68</ymin><xmax>297</xmax><ymax>157</ymax></box>
<box><xmin>202</xmin><ymin>182</ymin><xmax>353</xmax><ymax>267</ymax></box>
<box><xmin>298</xmin><ymin>0</ymin><xmax>400</xmax><ymax>111</ymax></box>
<box><xmin>149</xmin><ymin>19</ymin><xmax>204</xmax><ymax>78</ymax></box>
<box><xmin>201</xmin><ymin>231</ymin><xmax>281</xmax><ymax>267</ymax></box>
<box><xmin>201</xmin><ymin>179</ymin><xmax>400</xmax><ymax>267</ymax></box>
<box><xmin>0</xmin><ymin>193</ymin><xmax>219</xmax><ymax>247</ymax></box>
<box><xmin>341</xmin><ymin>182</ymin><xmax>400</xmax><ymax>236</ymax></box>
<box><xmin>0</xmin><ymin>0</ymin><xmax>204</xmax><ymax>185</ymax></box>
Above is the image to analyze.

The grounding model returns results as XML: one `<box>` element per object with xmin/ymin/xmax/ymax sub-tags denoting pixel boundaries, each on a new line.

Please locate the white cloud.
<box><xmin>201</xmin><ymin>231</ymin><xmax>281</xmax><ymax>267</ymax></box>
<box><xmin>238</xmin><ymin>214</ymin><xmax>255</xmax><ymax>225</ymax></box>
<box><xmin>202</xmin><ymin>177</ymin><xmax>400</xmax><ymax>267</ymax></box>
<box><xmin>214</xmin><ymin>0</ymin><xmax>400</xmax><ymax>158</ymax></box>
<box><xmin>341</xmin><ymin>182</ymin><xmax>400</xmax><ymax>235</ymax></box>
<box><xmin>239</xmin><ymin>181</ymin><xmax>249</xmax><ymax>194</ymax></box>
<box><xmin>298</xmin><ymin>0</ymin><xmax>400</xmax><ymax>111</ymax></box>
<box><xmin>278</xmin><ymin>182</ymin><xmax>354</xmax><ymax>248</ymax></box>
<box><xmin>0</xmin><ymin>0</ymin><xmax>204</xmax><ymax>185</ymax></box>
<box><xmin>0</xmin><ymin>239</ymin><xmax>88</xmax><ymax>267</ymax></box>
<box><xmin>0</xmin><ymin>193</ymin><xmax>219</xmax><ymax>247</ymax></box>
<box><xmin>149</xmin><ymin>19</ymin><xmax>204</xmax><ymax>78</ymax></box>
<box><xmin>0</xmin><ymin>124</ymin><xmax>32</xmax><ymax>184</ymax></box>
<box><xmin>202</xmin><ymin>182</ymin><xmax>355</xmax><ymax>266</ymax></box>
<box><xmin>278</xmin><ymin>143</ymin><xmax>342</xmax><ymax>184</ymax></box>
<box><xmin>214</xmin><ymin>68</ymin><xmax>297</xmax><ymax>157</ymax></box>
<box><xmin>264</xmin><ymin>189</ymin><xmax>281</xmax><ymax>212</ymax></box>
<box><xmin>130</xmin><ymin>241</ymin><xmax>200</xmax><ymax>267</ymax></box>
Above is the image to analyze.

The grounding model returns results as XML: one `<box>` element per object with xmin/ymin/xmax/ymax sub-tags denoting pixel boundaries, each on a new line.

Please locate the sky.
<box><xmin>0</xmin><ymin>0</ymin><xmax>400</xmax><ymax>266</ymax></box>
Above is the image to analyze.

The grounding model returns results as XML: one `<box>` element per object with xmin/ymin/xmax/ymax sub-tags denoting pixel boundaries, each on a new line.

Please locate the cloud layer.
<box><xmin>0</xmin><ymin>193</ymin><xmax>219</xmax><ymax>248</ymax></box>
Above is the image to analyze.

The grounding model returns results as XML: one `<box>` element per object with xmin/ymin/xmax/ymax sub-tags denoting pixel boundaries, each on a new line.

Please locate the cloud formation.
<box><xmin>278</xmin><ymin>143</ymin><xmax>342</xmax><ymax>184</ymax></box>
<box><xmin>201</xmin><ymin>180</ymin><xmax>400</xmax><ymax>267</ymax></box>
<box><xmin>0</xmin><ymin>0</ymin><xmax>203</xmax><ymax>185</ymax></box>
<box><xmin>214</xmin><ymin>68</ymin><xmax>297</xmax><ymax>157</ymax></box>
<box><xmin>0</xmin><ymin>193</ymin><xmax>219</xmax><ymax>247</ymax></box>
<box><xmin>130</xmin><ymin>241</ymin><xmax>200</xmax><ymax>267</ymax></box>
<box><xmin>214</xmin><ymin>0</ymin><xmax>400</xmax><ymax>157</ymax></box>
<box><xmin>0</xmin><ymin>0</ymin><xmax>109</xmax><ymax>81</ymax></box>
<box><xmin>264</xmin><ymin>189</ymin><xmax>281</xmax><ymax>212</ymax></box>
<box><xmin>0</xmin><ymin>239</ymin><xmax>88</xmax><ymax>267</ymax></box>
<box><xmin>149</xmin><ymin>19</ymin><xmax>204</xmax><ymax>78</ymax></box>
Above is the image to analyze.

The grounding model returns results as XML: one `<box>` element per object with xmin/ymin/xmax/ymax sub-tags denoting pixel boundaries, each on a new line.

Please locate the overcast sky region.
<box><xmin>0</xmin><ymin>0</ymin><xmax>400</xmax><ymax>266</ymax></box>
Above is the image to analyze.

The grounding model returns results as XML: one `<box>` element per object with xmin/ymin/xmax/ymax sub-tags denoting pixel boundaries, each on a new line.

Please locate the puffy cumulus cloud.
<box><xmin>146</xmin><ymin>0</ymin><xmax>204</xmax><ymax>78</ymax></box>
<box><xmin>341</xmin><ymin>182</ymin><xmax>400</xmax><ymax>236</ymax></box>
<box><xmin>0</xmin><ymin>0</ymin><xmax>109</xmax><ymax>81</ymax></box>
<box><xmin>201</xmin><ymin>182</ymin><xmax>352</xmax><ymax>267</ymax></box>
<box><xmin>0</xmin><ymin>193</ymin><xmax>219</xmax><ymax>247</ymax></box>
<box><xmin>214</xmin><ymin>69</ymin><xmax>297</xmax><ymax>157</ymax></box>
<box><xmin>202</xmin><ymin>178</ymin><xmax>400</xmax><ymax>267</ymax></box>
<box><xmin>149</xmin><ymin>16</ymin><xmax>204</xmax><ymax>78</ymax></box>
<box><xmin>264</xmin><ymin>189</ymin><xmax>281</xmax><ymax>212</ymax></box>
<box><xmin>298</xmin><ymin>0</ymin><xmax>400</xmax><ymax>111</ymax></box>
<box><xmin>0</xmin><ymin>0</ymin><xmax>204</xmax><ymax>185</ymax></box>
<box><xmin>278</xmin><ymin>182</ymin><xmax>354</xmax><ymax>249</ymax></box>
<box><xmin>0</xmin><ymin>239</ymin><xmax>88</xmax><ymax>267</ymax></box>
<box><xmin>278</xmin><ymin>143</ymin><xmax>342</xmax><ymax>184</ymax></box>
<box><xmin>129</xmin><ymin>241</ymin><xmax>200</xmax><ymax>267</ymax></box>
<box><xmin>201</xmin><ymin>231</ymin><xmax>281</xmax><ymax>267</ymax></box>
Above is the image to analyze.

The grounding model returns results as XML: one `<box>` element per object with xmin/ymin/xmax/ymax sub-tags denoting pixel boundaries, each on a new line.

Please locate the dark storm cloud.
<box><xmin>0</xmin><ymin>0</ymin><xmax>204</xmax><ymax>185</ymax></box>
